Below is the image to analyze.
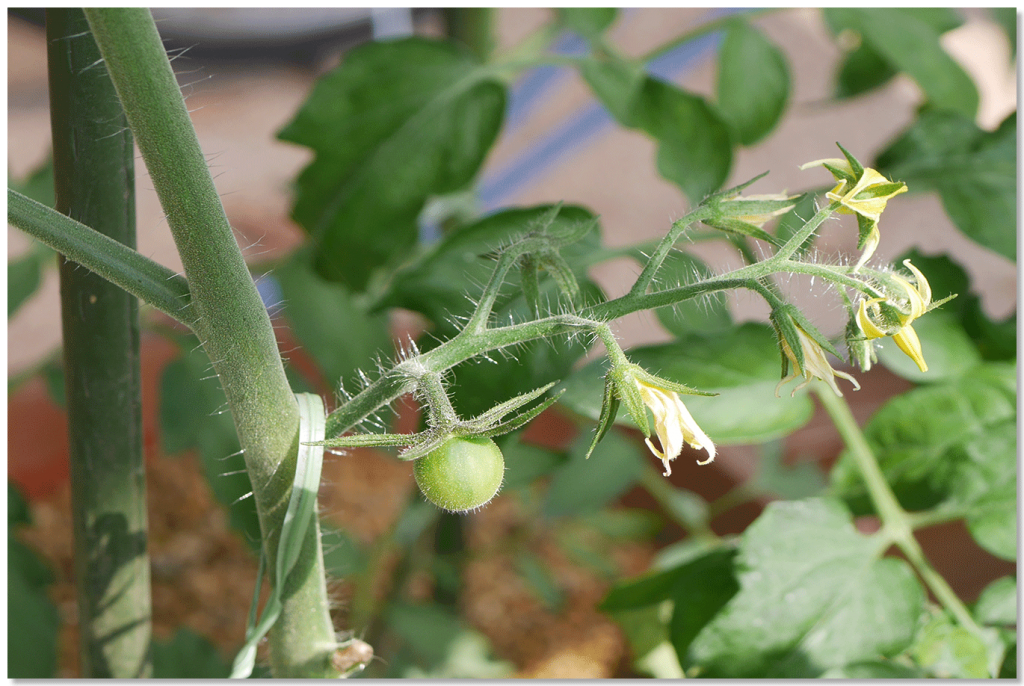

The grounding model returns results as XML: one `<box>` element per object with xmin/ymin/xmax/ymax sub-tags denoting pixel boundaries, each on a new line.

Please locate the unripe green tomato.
<box><xmin>414</xmin><ymin>436</ymin><xmax>505</xmax><ymax>512</ymax></box>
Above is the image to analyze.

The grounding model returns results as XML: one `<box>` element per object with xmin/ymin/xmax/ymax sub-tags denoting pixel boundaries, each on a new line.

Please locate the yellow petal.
<box><xmin>857</xmin><ymin>299</ymin><xmax>888</xmax><ymax>340</ymax></box>
<box><xmin>902</xmin><ymin>259</ymin><xmax>932</xmax><ymax>306</ymax></box>
<box><xmin>893</xmin><ymin>323</ymin><xmax>928</xmax><ymax>372</ymax></box>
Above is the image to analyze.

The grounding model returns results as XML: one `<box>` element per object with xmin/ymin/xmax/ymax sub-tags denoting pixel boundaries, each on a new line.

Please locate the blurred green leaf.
<box><xmin>8</xmin><ymin>484</ymin><xmax>59</xmax><ymax>679</ymax></box>
<box><xmin>669</xmin><ymin>548</ymin><xmax>740</xmax><ymax>659</ymax></box>
<box><xmin>10</xmin><ymin>156</ymin><xmax>55</xmax><ymax>207</ymax></box>
<box><xmin>748</xmin><ymin>440</ymin><xmax>826</xmax><ymax>500</ymax></box>
<box><xmin>152</xmin><ymin>628</ymin><xmax>230</xmax><ymax>679</ymax></box>
<box><xmin>831</xmin><ymin>364</ymin><xmax>1016</xmax><ymax>559</ymax></box>
<box><xmin>159</xmin><ymin>340</ymin><xmax>261</xmax><ymax>546</ymax></box>
<box><xmin>271</xmin><ymin>250</ymin><xmax>391</xmax><ymax>394</ymax></box>
<box><xmin>653</xmin><ymin>250</ymin><xmax>732</xmax><ymax>336</ymax></box>
<box><xmin>876</xmin><ymin>311</ymin><xmax>981</xmax><ymax>383</ymax></box>
<box><xmin>279</xmin><ymin>37</ymin><xmax>505</xmax><ymax>290</ymax></box>
<box><xmin>877</xmin><ymin>110</ymin><xmax>1015</xmax><ymax>261</ymax></box>
<box><xmin>716</xmin><ymin>19</ymin><xmax>789</xmax><ymax>145</ymax></box>
<box><xmin>582</xmin><ymin>61</ymin><xmax>732</xmax><ymax>203</ymax></box>
<box><xmin>404</xmin><ymin>630</ymin><xmax>513</xmax><ymax>679</ymax></box>
<box><xmin>974</xmin><ymin>576</ymin><xmax>1016</xmax><ymax>627</ymax></box>
<box><xmin>827</xmin><ymin>8</ymin><xmax>963</xmax><ymax>99</ymax></box>
<box><xmin>686</xmin><ymin>498</ymin><xmax>923</xmax><ymax>677</ymax></box>
<box><xmin>320</xmin><ymin>522</ymin><xmax>367</xmax><ymax>578</ymax></box>
<box><xmin>499</xmin><ymin>436</ymin><xmax>565</xmax><ymax>491</ymax></box>
<box><xmin>910</xmin><ymin>611</ymin><xmax>990</xmax><ymax>678</ymax></box>
<box><xmin>8</xmin><ymin>244</ymin><xmax>52</xmax><ymax>318</ymax></box>
<box><xmin>989</xmin><ymin>8</ymin><xmax>1017</xmax><ymax>59</ymax></box>
<box><xmin>559</xmin><ymin>323</ymin><xmax>815</xmax><ymax>444</ymax></box>
<box><xmin>820</xmin><ymin>660</ymin><xmax>926</xmax><ymax>678</ymax></box>
<box><xmin>544</xmin><ymin>430</ymin><xmax>643</xmax><ymax>518</ymax></box>
<box><xmin>559</xmin><ymin>8</ymin><xmax>617</xmax><ymax>38</ymax></box>
<box><xmin>515</xmin><ymin>551</ymin><xmax>565</xmax><ymax>610</ymax></box>
<box><xmin>824</xmin><ymin>9</ymin><xmax>977</xmax><ymax>117</ymax></box>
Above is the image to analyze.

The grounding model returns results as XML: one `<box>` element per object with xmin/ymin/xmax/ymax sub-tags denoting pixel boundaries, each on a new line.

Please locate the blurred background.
<box><xmin>8</xmin><ymin>8</ymin><xmax>1017</xmax><ymax>677</ymax></box>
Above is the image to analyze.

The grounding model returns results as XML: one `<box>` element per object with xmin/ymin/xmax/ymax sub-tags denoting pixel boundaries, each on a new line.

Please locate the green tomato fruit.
<box><xmin>414</xmin><ymin>436</ymin><xmax>505</xmax><ymax>512</ymax></box>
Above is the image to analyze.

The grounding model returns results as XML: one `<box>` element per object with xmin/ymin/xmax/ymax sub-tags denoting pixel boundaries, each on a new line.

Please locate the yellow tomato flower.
<box><xmin>855</xmin><ymin>259</ymin><xmax>932</xmax><ymax>372</ymax></box>
<box><xmin>777</xmin><ymin>324</ymin><xmax>860</xmax><ymax>397</ymax></box>
<box><xmin>634</xmin><ymin>378</ymin><xmax>715</xmax><ymax>476</ymax></box>
<box><xmin>801</xmin><ymin>156</ymin><xmax>907</xmax><ymax>271</ymax></box>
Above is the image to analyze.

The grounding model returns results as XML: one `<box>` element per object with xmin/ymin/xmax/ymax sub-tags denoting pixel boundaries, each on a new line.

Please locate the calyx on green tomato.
<box><xmin>413</xmin><ymin>436</ymin><xmax>505</xmax><ymax>512</ymax></box>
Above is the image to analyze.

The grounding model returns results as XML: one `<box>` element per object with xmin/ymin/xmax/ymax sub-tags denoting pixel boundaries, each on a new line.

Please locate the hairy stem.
<box><xmin>82</xmin><ymin>9</ymin><xmax>336</xmax><ymax>676</ymax></box>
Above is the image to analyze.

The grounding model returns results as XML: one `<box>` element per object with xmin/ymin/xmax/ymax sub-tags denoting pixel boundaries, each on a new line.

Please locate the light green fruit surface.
<box><xmin>413</xmin><ymin>436</ymin><xmax>505</xmax><ymax>512</ymax></box>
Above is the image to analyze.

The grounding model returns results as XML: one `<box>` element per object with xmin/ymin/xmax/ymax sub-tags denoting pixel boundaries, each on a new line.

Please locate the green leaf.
<box><xmin>747</xmin><ymin>440</ymin><xmax>826</xmax><ymax>500</ymax></box>
<box><xmin>582</xmin><ymin>60</ymin><xmax>732</xmax><ymax>203</ymax></box>
<box><xmin>716</xmin><ymin>19</ymin><xmax>789</xmax><ymax>145</ymax></box>
<box><xmin>824</xmin><ymin>9</ymin><xmax>978</xmax><ymax>117</ymax></box>
<box><xmin>653</xmin><ymin>250</ymin><xmax>732</xmax><ymax>336</ymax></box>
<box><xmin>685</xmin><ymin>498</ymin><xmax>923</xmax><ymax>677</ymax></box>
<box><xmin>378</xmin><ymin>204</ymin><xmax>602</xmax><ymax>324</ymax></box>
<box><xmin>515</xmin><ymin>551</ymin><xmax>565</xmax><ymax>610</ymax></box>
<box><xmin>153</xmin><ymin>629</ymin><xmax>231</xmax><ymax>678</ymax></box>
<box><xmin>876</xmin><ymin>109</ymin><xmax>1015</xmax><ymax>261</ymax></box>
<box><xmin>559</xmin><ymin>323</ymin><xmax>815</xmax><ymax>445</ymax></box>
<box><xmin>668</xmin><ymin>548</ymin><xmax>740</xmax><ymax>659</ymax></box>
<box><xmin>270</xmin><ymin>250</ymin><xmax>391</xmax><ymax>394</ymax></box>
<box><xmin>8</xmin><ymin>243</ymin><xmax>55</xmax><ymax>318</ymax></box>
<box><xmin>320</xmin><ymin>522</ymin><xmax>367</xmax><ymax>578</ymax></box>
<box><xmin>580</xmin><ymin>58</ymin><xmax>646</xmax><ymax>128</ymax></box>
<box><xmin>9</xmin><ymin>155</ymin><xmax>55</xmax><ymax>207</ymax></box>
<box><xmin>827</xmin><ymin>8</ymin><xmax>963</xmax><ymax>99</ymax></box>
<box><xmin>559</xmin><ymin>8</ymin><xmax>617</xmax><ymax>38</ymax></box>
<box><xmin>8</xmin><ymin>484</ymin><xmax>59</xmax><ymax>679</ymax></box>
<box><xmin>387</xmin><ymin>600</ymin><xmax>464</xmax><ymax>668</ymax></box>
<box><xmin>544</xmin><ymin>429</ymin><xmax>643</xmax><ymax>518</ymax></box>
<box><xmin>910</xmin><ymin>611</ymin><xmax>990</xmax><ymax>678</ymax></box>
<box><xmin>279</xmin><ymin>37</ymin><xmax>506</xmax><ymax>290</ymax></box>
<box><xmin>159</xmin><ymin>341</ymin><xmax>261</xmax><ymax>546</ymax></box>
<box><xmin>989</xmin><ymin>8</ymin><xmax>1017</xmax><ymax>59</ymax></box>
<box><xmin>830</xmin><ymin>365</ymin><xmax>1017</xmax><ymax>558</ymax></box>
<box><xmin>820</xmin><ymin>660</ymin><xmax>926</xmax><ymax>678</ymax></box>
<box><xmin>640</xmin><ymin>79</ymin><xmax>734</xmax><ymax>204</ymax></box>
<box><xmin>499</xmin><ymin>436</ymin><xmax>565</xmax><ymax>491</ymax></box>
<box><xmin>974</xmin><ymin>576</ymin><xmax>1016</xmax><ymax>627</ymax></box>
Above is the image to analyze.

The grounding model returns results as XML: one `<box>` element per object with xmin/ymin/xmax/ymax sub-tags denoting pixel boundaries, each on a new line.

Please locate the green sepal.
<box><xmin>845</xmin><ymin>315</ymin><xmax>877</xmax><ymax>370</ymax></box>
<box><xmin>821</xmin><ymin>162</ymin><xmax>857</xmax><ymax>187</ymax></box>
<box><xmin>703</xmin><ymin>170</ymin><xmax>770</xmax><ymax>203</ymax></box>
<box><xmin>856</xmin><ymin>214</ymin><xmax>877</xmax><ymax>250</ymax></box>
<box><xmin>538</xmin><ymin>250</ymin><xmax>581</xmax><ymax>301</ymax></box>
<box><xmin>854</xmin><ymin>181</ymin><xmax>906</xmax><ymax>201</ymax></box>
<box><xmin>309</xmin><ymin>432</ymin><xmax>418</xmax><ymax>449</ymax></box>
<box><xmin>835</xmin><ymin>141</ymin><xmax>865</xmax><ymax>179</ymax></box>
<box><xmin>628</xmin><ymin>364</ymin><xmax>718</xmax><ymax>397</ymax></box>
<box><xmin>769</xmin><ymin>305</ymin><xmax>804</xmax><ymax>377</ymax></box>
<box><xmin>701</xmin><ymin>216</ymin><xmax>785</xmax><ymax>247</ymax></box>
<box><xmin>520</xmin><ymin>255</ymin><xmax>542</xmax><ymax>318</ymax></box>
<box><xmin>464</xmin><ymin>381</ymin><xmax>558</xmax><ymax>430</ymax></box>
<box><xmin>476</xmin><ymin>390</ymin><xmax>565</xmax><ymax>438</ymax></box>
<box><xmin>783</xmin><ymin>305</ymin><xmax>844</xmax><ymax>360</ymax></box>
<box><xmin>585</xmin><ymin>373</ymin><xmax>621</xmax><ymax>460</ymax></box>
<box><xmin>612</xmin><ymin>365</ymin><xmax>650</xmax><ymax>437</ymax></box>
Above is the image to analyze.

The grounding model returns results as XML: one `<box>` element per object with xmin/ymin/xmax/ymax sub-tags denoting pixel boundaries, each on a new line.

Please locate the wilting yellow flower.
<box><xmin>634</xmin><ymin>378</ymin><xmax>715</xmax><ymax>476</ymax></box>
<box><xmin>801</xmin><ymin>157</ymin><xmax>907</xmax><ymax>271</ymax></box>
<box><xmin>777</xmin><ymin>324</ymin><xmax>860</xmax><ymax>397</ymax></box>
<box><xmin>856</xmin><ymin>260</ymin><xmax>932</xmax><ymax>372</ymax></box>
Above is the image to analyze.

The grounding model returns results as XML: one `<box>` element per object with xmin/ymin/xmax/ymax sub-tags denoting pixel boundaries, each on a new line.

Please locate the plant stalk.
<box><xmin>82</xmin><ymin>9</ymin><xmax>336</xmax><ymax>676</ymax></box>
<box><xmin>47</xmin><ymin>9</ymin><xmax>151</xmax><ymax>677</ymax></box>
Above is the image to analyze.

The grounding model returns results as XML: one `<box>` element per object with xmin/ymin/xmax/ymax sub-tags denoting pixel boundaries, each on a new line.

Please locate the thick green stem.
<box><xmin>47</xmin><ymin>9</ymin><xmax>151</xmax><ymax>677</ymax></box>
<box><xmin>813</xmin><ymin>387</ymin><xmax>982</xmax><ymax>636</ymax></box>
<box><xmin>82</xmin><ymin>9</ymin><xmax>336</xmax><ymax>676</ymax></box>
